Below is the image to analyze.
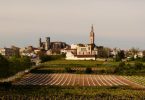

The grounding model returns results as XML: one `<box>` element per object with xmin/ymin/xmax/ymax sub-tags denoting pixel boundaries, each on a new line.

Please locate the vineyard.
<box><xmin>13</xmin><ymin>73</ymin><xmax>144</xmax><ymax>88</ymax></box>
<box><xmin>0</xmin><ymin>85</ymin><xmax>145</xmax><ymax>99</ymax></box>
<box><xmin>125</xmin><ymin>76</ymin><xmax>145</xmax><ymax>86</ymax></box>
<box><xmin>1</xmin><ymin>60</ymin><xmax>145</xmax><ymax>99</ymax></box>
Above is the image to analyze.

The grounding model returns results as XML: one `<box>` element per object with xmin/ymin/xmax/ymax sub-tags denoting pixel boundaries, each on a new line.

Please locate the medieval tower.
<box><xmin>45</xmin><ymin>37</ymin><xmax>50</xmax><ymax>50</ymax></box>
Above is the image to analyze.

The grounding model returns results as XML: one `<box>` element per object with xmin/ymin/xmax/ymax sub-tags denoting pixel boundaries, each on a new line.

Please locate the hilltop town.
<box><xmin>0</xmin><ymin>25</ymin><xmax>145</xmax><ymax>62</ymax></box>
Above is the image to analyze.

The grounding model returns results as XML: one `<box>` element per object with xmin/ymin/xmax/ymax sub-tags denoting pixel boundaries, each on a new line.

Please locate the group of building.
<box><xmin>0</xmin><ymin>25</ymin><xmax>145</xmax><ymax>60</ymax></box>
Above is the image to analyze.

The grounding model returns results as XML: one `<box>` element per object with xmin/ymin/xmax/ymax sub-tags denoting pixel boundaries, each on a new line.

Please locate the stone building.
<box><xmin>65</xmin><ymin>25</ymin><xmax>98</xmax><ymax>60</ymax></box>
<box><xmin>0</xmin><ymin>46</ymin><xmax>20</xmax><ymax>57</ymax></box>
<box><xmin>39</xmin><ymin>37</ymin><xmax>69</xmax><ymax>54</ymax></box>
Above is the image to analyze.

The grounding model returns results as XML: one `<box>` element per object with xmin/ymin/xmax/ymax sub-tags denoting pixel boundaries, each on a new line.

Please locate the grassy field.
<box><xmin>42</xmin><ymin>60</ymin><xmax>145</xmax><ymax>67</ymax></box>
<box><xmin>42</xmin><ymin>60</ymin><xmax>118</xmax><ymax>66</ymax></box>
<box><xmin>31</xmin><ymin>60</ymin><xmax>116</xmax><ymax>74</ymax></box>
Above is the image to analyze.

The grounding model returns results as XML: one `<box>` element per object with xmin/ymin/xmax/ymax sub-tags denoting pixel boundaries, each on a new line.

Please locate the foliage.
<box><xmin>114</xmin><ymin>62</ymin><xmax>126</xmax><ymax>74</ymax></box>
<box><xmin>42</xmin><ymin>60</ymin><xmax>107</xmax><ymax>67</ymax></box>
<box><xmin>114</xmin><ymin>61</ymin><xmax>145</xmax><ymax>75</ymax></box>
<box><xmin>114</xmin><ymin>50</ymin><xmax>125</xmax><ymax>62</ymax></box>
<box><xmin>133</xmin><ymin>62</ymin><xmax>144</xmax><ymax>70</ymax></box>
<box><xmin>0</xmin><ymin>82</ymin><xmax>12</xmax><ymax>90</ymax></box>
<box><xmin>0</xmin><ymin>86</ymin><xmax>145</xmax><ymax>99</ymax></box>
<box><xmin>40</xmin><ymin>54</ymin><xmax>65</xmax><ymax>63</ymax></box>
<box><xmin>9</xmin><ymin>56</ymin><xmax>32</xmax><ymax>67</ymax></box>
<box><xmin>130</xmin><ymin>47</ymin><xmax>139</xmax><ymax>55</ymax></box>
<box><xmin>0</xmin><ymin>54</ymin><xmax>9</xmax><ymax>67</ymax></box>
<box><xmin>98</xmin><ymin>47</ymin><xmax>111</xmax><ymax>58</ymax></box>
<box><xmin>0</xmin><ymin>55</ymin><xmax>33</xmax><ymax>78</ymax></box>
<box><xmin>85</xmin><ymin>67</ymin><xmax>92</xmax><ymax>74</ymax></box>
<box><xmin>0</xmin><ymin>54</ymin><xmax>11</xmax><ymax>78</ymax></box>
<box><xmin>64</xmin><ymin>67</ymin><xmax>73</xmax><ymax>73</ymax></box>
<box><xmin>142</xmin><ymin>56</ymin><xmax>145</xmax><ymax>62</ymax></box>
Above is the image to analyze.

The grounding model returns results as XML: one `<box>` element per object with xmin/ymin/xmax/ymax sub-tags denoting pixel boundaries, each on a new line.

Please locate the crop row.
<box><xmin>13</xmin><ymin>74</ymin><xmax>143</xmax><ymax>88</ymax></box>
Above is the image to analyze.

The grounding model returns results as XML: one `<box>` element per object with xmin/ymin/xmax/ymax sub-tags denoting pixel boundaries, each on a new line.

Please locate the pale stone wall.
<box><xmin>66</xmin><ymin>52</ymin><xmax>95</xmax><ymax>60</ymax></box>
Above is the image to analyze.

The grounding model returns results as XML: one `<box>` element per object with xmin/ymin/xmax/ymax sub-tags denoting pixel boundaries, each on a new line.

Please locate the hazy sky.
<box><xmin>0</xmin><ymin>0</ymin><xmax>145</xmax><ymax>49</ymax></box>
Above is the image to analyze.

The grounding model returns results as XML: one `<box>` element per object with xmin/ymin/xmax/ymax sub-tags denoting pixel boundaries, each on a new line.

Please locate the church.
<box><xmin>64</xmin><ymin>25</ymin><xmax>98</xmax><ymax>60</ymax></box>
<box><xmin>39</xmin><ymin>37</ymin><xmax>69</xmax><ymax>54</ymax></box>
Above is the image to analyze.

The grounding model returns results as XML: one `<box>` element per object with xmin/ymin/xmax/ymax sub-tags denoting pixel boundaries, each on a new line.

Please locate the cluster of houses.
<box><xmin>0</xmin><ymin>25</ymin><xmax>145</xmax><ymax>60</ymax></box>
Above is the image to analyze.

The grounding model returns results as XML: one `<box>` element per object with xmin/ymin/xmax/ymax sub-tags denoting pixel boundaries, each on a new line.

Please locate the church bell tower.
<box><xmin>90</xmin><ymin>24</ymin><xmax>95</xmax><ymax>45</ymax></box>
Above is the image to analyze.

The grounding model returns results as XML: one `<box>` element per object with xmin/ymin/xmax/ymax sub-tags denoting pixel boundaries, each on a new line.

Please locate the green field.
<box><xmin>42</xmin><ymin>60</ymin><xmax>119</xmax><ymax>67</ymax></box>
<box><xmin>33</xmin><ymin>60</ymin><xmax>145</xmax><ymax>76</ymax></box>
<box><xmin>40</xmin><ymin>60</ymin><xmax>118</xmax><ymax>71</ymax></box>
<box><xmin>30</xmin><ymin>60</ymin><xmax>118</xmax><ymax>74</ymax></box>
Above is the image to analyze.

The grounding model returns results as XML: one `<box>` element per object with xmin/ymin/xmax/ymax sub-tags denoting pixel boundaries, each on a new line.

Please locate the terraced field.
<box><xmin>13</xmin><ymin>73</ymin><xmax>144</xmax><ymax>88</ymax></box>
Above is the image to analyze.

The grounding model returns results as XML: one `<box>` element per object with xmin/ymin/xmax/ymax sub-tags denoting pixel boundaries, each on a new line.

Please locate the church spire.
<box><xmin>90</xmin><ymin>24</ymin><xmax>95</xmax><ymax>45</ymax></box>
<box><xmin>91</xmin><ymin>24</ymin><xmax>94</xmax><ymax>32</ymax></box>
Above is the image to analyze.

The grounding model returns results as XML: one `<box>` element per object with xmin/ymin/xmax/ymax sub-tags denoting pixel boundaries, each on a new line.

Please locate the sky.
<box><xmin>0</xmin><ymin>0</ymin><xmax>145</xmax><ymax>50</ymax></box>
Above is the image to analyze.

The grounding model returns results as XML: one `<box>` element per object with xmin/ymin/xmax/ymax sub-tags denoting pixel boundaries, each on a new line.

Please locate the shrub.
<box><xmin>0</xmin><ymin>82</ymin><xmax>12</xmax><ymax>90</ymax></box>
<box><xmin>85</xmin><ymin>67</ymin><xmax>92</xmax><ymax>74</ymax></box>
<box><xmin>64</xmin><ymin>67</ymin><xmax>73</xmax><ymax>73</ymax></box>
<box><xmin>39</xmin><ymin>55</ymin><xmax>52</xmax><ymax>62</ymax></box>
<box><xmin>114</xmin><ymin>62</ymin><xmax>126</xmax><ymax>74</ymax></box>
<box><xmin>40</xmin><ymin>54</ymin><xmax>65</xmax><ymax>63</ymax></box>
<box><xmin>142</xmin><ymin>56</ymin><xmax>145</xmax><ymax>62</ymax></box>
<box><xmin>133</xmin><ymin>62</ymin><xmax>144</xmax><ymax>70</ymax></box>
<box><xmin>0</xmin><ymin>54</ymin><xmax>11</xmax><ymax>78</ymax></box>
<box><xmin>0</xmin><ymin>54</ymin><xmax>9</xmax><ymax>71</ymax></box>
<box><xmin>0</xmin><ymin>55</ymin><xmax>34</xmax><ymax>78</ymax></box>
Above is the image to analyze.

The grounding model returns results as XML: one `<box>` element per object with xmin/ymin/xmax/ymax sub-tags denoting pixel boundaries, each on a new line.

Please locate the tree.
<box><xmin>20</xmin><ymin>56</ymin><xmax>32</xmax><ymax>67</ymax></box>
<box><xmin>115</xmin><ymin>50</ymin><xmax>125</xmax><ymax>61</ymax></box>
<box><xmin>0</xmin><ymin>54</ymin><xmax>10</xmax><ymax>78</ymax></box>
<box><xmin>102</xmin><ymin>48</ymin><xmax>111</xmax><ymax>58</ymax></box>
<box><xmin>143</xmin><ymin>50</ymin><xmax>145</xmax><ymax>56</ymax></box>
<box><xmin>0</xmin><ymin>54</ymin><xmax>9</xmax><ymax>67</ymax></box>
<box><xmin>114</xmin><ymin>62</ymin><xmax>126</xmax><ymax>74</ymax></box>
<box><xmin>133</xmin><ymin>62</ymin><xmax>144</xmax><ymax>70</ymax></box>
<box><xmin>130</xmin><ymin>47</ymin><xmax>139</xmax><ymax>56</ymax></box>
<box><xmin>85</xmin><ymin>67</ymin><xmax>92</xmax><ymax>74</ymax></box>
<box><xmin>9</xmin><ymin>56</ymin><xmax>32</xmax><ymax>68</ymax></box>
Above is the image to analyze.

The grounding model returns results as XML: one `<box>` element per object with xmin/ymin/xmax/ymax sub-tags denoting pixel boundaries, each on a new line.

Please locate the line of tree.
<box><xmin>39</xmin><ymin>54</ymin><xmax>66</xmax><ymax>63</ymax></box>
<box><xmin>114</xmin><ymin>62</ymin><xmax>145</xmax><ymax>75</ymax></box>
<box><xmin>0</xmin><ymin>54</ymin><xmax>33</xmax><ymax>78</ymax></box>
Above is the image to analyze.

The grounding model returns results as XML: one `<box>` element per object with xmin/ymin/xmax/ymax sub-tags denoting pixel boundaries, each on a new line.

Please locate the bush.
<box><xmin>0</xmin><ymin>56</ymin><xmax>33</xmax><ymax>78</ymax></box>
<box><xmin>133</xmin><ymin>62</ymin><xmax>144</xmax><ymax>70</ymax></box>
<box><xmin>114</xmin><ymin>61</ymin><xmax>145</xmax><ymax>75</ymax></box>
<box><xmin>114</xmin><ymin>62</ymin><xmax>126</xmax><ymax>74</ymax></box>
<box><xmin>85</xmin><ymin>67</ymin><xmax>92</xmax><ymax>74</ymax></box>
<box><xmin>40</xmin><ymin>54</ymin><xmax>65</xmax><ymax>63</ymax></box>
<box><xmin>39</xmin><ymin>55</ymin><xmax>52</xmax><ymax>62</ymax></box>
<box><xmin>0</xmin><ymin>55</ymin><xmax>10</xmax><ymax>69</ymax></box>
<box><xmin>141</xmin><ymin>56</ymin><xmax>145</xmax><ymax>62</ymax></box>
<box><xmin>64</xmin><ymin>67</ymin><xmax>73</xmax><ymax>73</ymax></box>
<box><xmin>0</xmin><ymin>82</ymin><xmax>12</xmax><ymax>90</ymax></box>
<box><xmin>0</xmin><ymin>54</ymin><xmax>11</xmax><ymax>78</ymax></box>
